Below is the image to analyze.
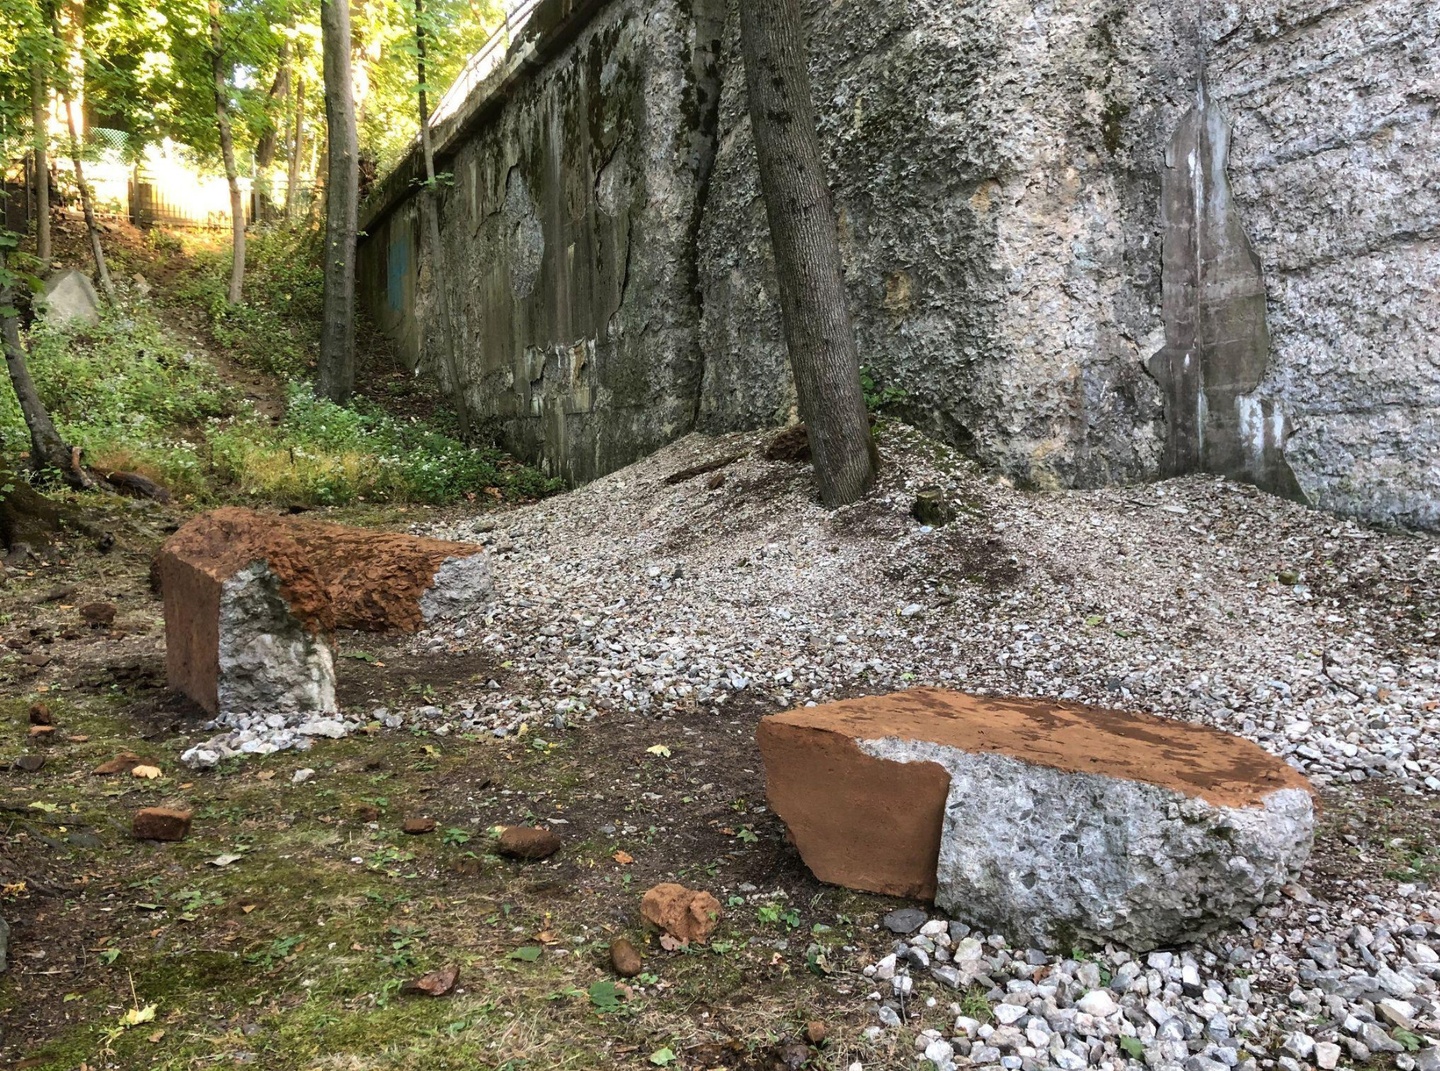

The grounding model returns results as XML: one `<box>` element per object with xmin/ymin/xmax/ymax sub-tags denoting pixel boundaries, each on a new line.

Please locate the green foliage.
<box><xmin>0</xmin><ymin>304</ymin><xmax>237</xmax><ymax>492</ymax></box>
<box><xmin>179</xmin><ymin>225</ymin><xmax>325</xmax><ymax>379</ymax></box>
<box><xmin>860</xmin><ymin>365</ymin><xmax>908</xmax><ymax>412</ymax></box>
<box><xmin>586</xmin><ymin>980</ymin><xmax>624</xmax><ymax>1013</ymax></box>
<box><xmin>209</xmin><ymin>383</ymin><xmax>560</xmax><ymax>506</ymax></box>
<box><xmin>1118</xmin><ymin>1035</ymin><xmax>1146</xmax><ymax>1060</ymax></box>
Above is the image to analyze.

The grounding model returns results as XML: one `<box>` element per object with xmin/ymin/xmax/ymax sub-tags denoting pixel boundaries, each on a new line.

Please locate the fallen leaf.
<box><xmin>659</xmin><ymin>934</ymin><xmax>683</xmax><ymax>952</ymax></box>
<box><xmin>402</xmin><ymin>964</ymin><xmax>459</xmax><ymax>997</ymax></box>
<box><xmin>118</xmin><ymin>1004</ymin><xmax>157</xmax><ymax>1028</ymax></box>
<box><xmin>29</xmin><ymin>801</ymin><xmax>58</xmax><ymax>813</ymax></box>
<box><xmin>507</xmin><ymin>946</ymin><xmax>542</xmax><ymax>963</ymax></box>
<box><xmin>612</xmin><ymin>850</ymin><xmax>634</xmax><ymax>866</ymax></box>
<box><xmin>256</xmin><ymin>770</ymin><xmax>276</xmax><ymax>781</ymax></box>
<box><xmin>148</xmin><ymin>1030</ymin><xmax>165</xmax><ymax>1043</ymax></box>
<box><xmin>535</xmin><ymin>929</ymin><xmax>559</xmax><ymax>944</ymax></box>
<box><xmin>241</xmin><ymin>904</ymin><xmax>256</xmax><ymax>914</ymax></box>
<box><xmin>130</xmin><ymin>765</ymin><xmax>162</xmax><ymax>780</ymax></box>
<box><xmin>645</xmin><ymin>744</ymin><xmax>671</xmax><ymax>758</ymax></box>
<box><xmin>209</xmin><ymin>854</ymin><xmax>243</xmax><ymax>868</ymax></box>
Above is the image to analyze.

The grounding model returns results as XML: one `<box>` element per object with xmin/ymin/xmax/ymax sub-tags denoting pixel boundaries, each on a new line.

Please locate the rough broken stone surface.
<box><xmin>156</xmin><ymin>508</ymin><xmax>488</xmax><ymax>715</ymax></box>
<box><xmin>640</xmin><ymin>883</ymin><xmax>722</xmax><ymax>946</ymax></box>
<box><xmin>132</xmin><ymin>807</ymin><xmax>192</xmax><ymax>842</ymax></box>
<box><xmin>39</xmin><ymin>268</ymin><xmax>100</xmax><ymax>326</ymax></box>
<box><xmin>759</xmin><ymin>688</ymin><xmax>1316</xmax><ymax>950</ymax></box>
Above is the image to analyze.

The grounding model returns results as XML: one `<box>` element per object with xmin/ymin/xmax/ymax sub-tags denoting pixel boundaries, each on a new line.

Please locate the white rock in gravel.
<box><xmin>180</xmin><ymin>746</ymin><xmax>222</xmax><ymax>769</ymax></box>
<box><xmin>993</xmin><ymin>1002</ymin><xmax>1028</xmax><ymax>1025</ymax></box>
<box><xmin>292</xmin><ymin>768</ymin><xmax>315</xmax><ymax>784</ymax></box>
<box><xmin>1076</xmin><ymin>990</ymin><xmax>1118</xmax><ymax>1017</ymax></box>
<box><xmin>296</xmin><ymin>719</ymin><xmax>349</xmax><ymax>739</ymax></box>
<box><xmin>1314</xmin><ymin>1042</ymin><xmax>1342</xmax><ymax>1069</ymax></box>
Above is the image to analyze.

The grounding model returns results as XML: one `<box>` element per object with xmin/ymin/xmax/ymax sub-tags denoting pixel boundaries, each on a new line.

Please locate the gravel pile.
<box><xmin>851</xmin><ymin>897</ymin><xmax>1439</xmax><ymax>1071</ymax></box>
<box><xmin>415</xmin><ymin>425</ymin><xmax>1438</xmax><ymax>792</ymax></box>
<box><xmin>403</xmin><ymin>425</ymin><xmax>1438</xmax><ymax>1066</ymax></box>
<box><xmin>174</xmin><ymin>425</ymin><xmax>1440</xmax><ymax>1064</ymax></box>
<box><xmin>179</xmin><ymin>710</ymin><xmax>360</xmax><ymax>768</ymax></box>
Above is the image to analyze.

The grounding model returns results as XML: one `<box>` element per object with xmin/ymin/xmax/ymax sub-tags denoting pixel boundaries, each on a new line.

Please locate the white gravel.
<box><xmin>410</xmin><ymin>425</ymin><xmax>1439</xmax><ymax>1068</ymax></box>
<box><xmin>415</xmin><ymin>425</ymin><xmax>1439</xmax><ymax>793</ymax></box>
<box><xmin>178</xmin><ymin>424</ymin><xmax>1440</xmax><ymax>1066</ymax></box>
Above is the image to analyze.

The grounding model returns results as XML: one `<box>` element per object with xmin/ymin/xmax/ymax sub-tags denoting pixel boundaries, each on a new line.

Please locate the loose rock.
<box><xmin>132</xmin><ymin>807</ymin><xmax>192</xmax><ymax>841</ymax></box>
<box><xmin>496</xmin><ymin>825</ymin><xmax>561</xmax><ymax>860</ymax></box>
<box><xmin>609</xmin><ymin>937</ymin><xmax>643</xmax><ymax>978</ymax></box>
<box><xmin>760</xmin><ymin>688</ymin><xmax>1315</xmax><ymax>949</ymax></box>
<box><xmin>640</xmin><ymin>883</ymin><xmax>722</xmax><ymax>946</ymax></box>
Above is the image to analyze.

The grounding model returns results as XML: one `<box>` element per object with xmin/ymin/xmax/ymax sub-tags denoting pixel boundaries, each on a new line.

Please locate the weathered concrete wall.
<box><xmin>358</xmin><ymin>0</ymin><xmax>1440</xmax><ymax>527</ymax></box>
<box><xmin>1205</xmin><ymin>0</ymin><xmax>1440</xmax><ymax>529</ymax></box>
<box><xmin>359</xmin><ymin>0</ymin><xmax>722</xmax><ymax>484</ymax></box>
<box><xmin>698</xmin><ymin>0</ymin><xmax>1199</xmax><ymax>490</ymax></box>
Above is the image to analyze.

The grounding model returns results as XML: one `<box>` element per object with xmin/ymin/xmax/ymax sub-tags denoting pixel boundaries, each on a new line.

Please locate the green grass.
<box><xmin>2</xmin><ymin>227</ymin><xmax>560</xmax><ymax>507</ymax></box>
<box><xmin>174</xmin><ymin>226</ymin><xmax>326</xmax><ymax>381</ymax></box>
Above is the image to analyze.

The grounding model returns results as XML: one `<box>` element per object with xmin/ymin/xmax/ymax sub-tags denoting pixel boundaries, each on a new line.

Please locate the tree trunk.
<box><xmin>286</xmin><ymin>72</ymin><xmax>306</xmax><ymax>220</ymax></box>
<box><xmin>415</xmin><ymin>0</ymin><xmax>471</xmax><ymax>439</ymax></box>
<box><xmin>59</xmin><ymin>85</ymin><xmax>113</xmax><ymax>302</ymax></box>
<box><xmin>30</xmin><ymin>62</ymin><xmax>51</xmax><ymax>273</ymax></box>
<box><xmin>210</xmin><ymin>2</ymin><xmax>245</xmax><ymax>304</ymax></box>
<box><xmin>738</xmin><ymin>0</ymin><xmax>876</xmax><ymax>507</ymax></box>
<box><xmin>0</xmin><ymin>468</ymin><xmax>66</xmax><ymax>552</ymax></box>
<box><xmin>254</xmin><ymin>41</ymin><xmax>291</xmax><ymax>221</ymax></box>
<box><xmin>1</xmin><ymin>249</ymin><xmax>89</xmax><ymax>488</ymax></box>
<box><xmin>317</xmin><ymin>0</ymin><xmax>359</xmax><ymax>403</ymax></box>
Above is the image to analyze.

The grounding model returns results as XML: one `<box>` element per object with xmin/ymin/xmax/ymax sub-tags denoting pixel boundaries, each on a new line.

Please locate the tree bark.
<box><xmin>415</xmin><ymin>0</ymin><xmax>470</xmax><ymax>438</ymax></box>
<box><xmin>30</xmin><ymin>62</ymin><xmax>51</xmax><ymax>272</ymax></box>
<box><xmin>286</xmin><ymin>72</ymin><xmax>306</xmax><ymax>220</ymax></box>
<box><xmin>1</xmin><ymin>249</ymin><xmax>89</xmax><ymax>488</ymax></box>
<box><xmin>738</xmin><ymin>0</ymin><xmax>876</xmax><ymax>507</ymax></box>
<box><xmin>60</xmin><ymin>84</ymin><xmax>114</xmax><ymax>303</ymax></box>
<box><xmin>317</xmin><ymin>0</ymin><xmax>359</xmax><ymax>403</ymax></box>
<box><xmin>210</xmin><ymin>2</ymin><xmax>245</xmax><ymax>304</ymax></box>
<box><xmin>254</xmin><ymin>41</ymin><xmax>290</xmax><ymax>221</ymax></box>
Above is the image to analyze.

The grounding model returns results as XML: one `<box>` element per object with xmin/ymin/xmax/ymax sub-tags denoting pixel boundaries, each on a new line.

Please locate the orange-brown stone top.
<box><xmin>768</xmin><ymin>688</ymin><xmax>1314</xmax><ymax>810</ymax></box>
<box><xmin>158</xmin><ymin>507</ymin><xmax>484</xmax><ymax>634</ymax></box>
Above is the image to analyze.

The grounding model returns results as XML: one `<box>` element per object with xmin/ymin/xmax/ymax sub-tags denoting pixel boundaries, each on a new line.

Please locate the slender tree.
<box><xmin>253</xmin><ymin>39</ymin><xmax>290</xmax><ymax>221</ymax></box>
<box><xmin>59</xmin><ymin>81</ymin><xmax>113</xmax><ymax>301</ymax></box>
<box><xmin>317</xmin><ymin>0</ymin><xmax>358</xmax><ymax>403</ymax></box>
<box><xmin>30</xmin><ymin>61</ymin><xmax>51</xmax><ymax>272</ymax></box>
<box><xmin>286</xmin><ymin>68</ymin><xmax>306</xmax><ymax>219</ymax></box>
<box><xmin>0</xmin><ymin>240</ymin><xmax>89</xmax><ymax>487</ymax></box>
<box><xmin>208</xmin><ymin>0</ymin><xmax>245</xmax><ymax>303</ymax></box>
<box><xmin>414</xmin><ymin>0</ymin><xmax>469</xmax><ymax>437</ymax></box>
<box><xmin>738</xmin><ymin>0</ymin><xmax>876</xmax><ymax>506</ymax></box>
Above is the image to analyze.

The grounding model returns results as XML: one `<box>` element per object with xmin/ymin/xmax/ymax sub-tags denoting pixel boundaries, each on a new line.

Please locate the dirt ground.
<box><xmin>1</xmin><ymin>475</ymin><xmax>1434</xmax><ymax>1070</ymax></box>
<box><xmin>0</xmin><ymin>489</ymin><xmax>936</xmax><ymax>1070</ymax></box>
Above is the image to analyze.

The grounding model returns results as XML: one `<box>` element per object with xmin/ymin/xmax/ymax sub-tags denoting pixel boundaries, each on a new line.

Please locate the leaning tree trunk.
<box><xmin>60</xmin><ymin>85</ymin><xmax>114</xmax><ymax>302</ymax></box>
<box><xmin>30</xmin><ymin>62</ymin><xmax>52</xmax><ymax>272</ymax></box>
<box><xmin>210</xmin><ymin>3</ymin><xmax>246</xmax><ymax>304</ymax></box>
<box><xmin>738</xmin><ymin>0</ymin><xmax>876</xmax><ymax>507</ymax></box>
<box><xmin>317</xmin><ymin>0</ymin><xmax>359</xmax><ymax>403</ymax></box>
<box><xmin>414</xmin><ymin>0</ymin><xmax>470</xmax><ymax>438</ymax></box>
<box><xmin>0</xmin><ymin>249</ymin><xmax>89</xmax><ymax>488</ymax></box>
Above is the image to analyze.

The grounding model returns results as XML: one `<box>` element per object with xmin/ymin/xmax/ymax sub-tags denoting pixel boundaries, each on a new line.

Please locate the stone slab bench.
<box><xmin>157</xmin><ymin>508</ymin><xmax>489</xmax><ymax>716</ymax></box>
<box><xmin>758</xmin><ymin>687</ymin><xmax>1315</xmax><ymax>951</ymax></box>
